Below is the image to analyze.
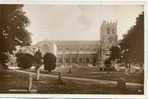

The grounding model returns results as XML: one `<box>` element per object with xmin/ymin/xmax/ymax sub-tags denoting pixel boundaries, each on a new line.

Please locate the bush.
<box><xmin>0</xmin><ymin>53</ymin><xmax>9</xmax><ymax>69</ymax></box>
<box><xmin>16</xmin><ymin>53</ymin><xmax>35</xmax><ymax>69</ymax></box>
<box><xmin>104</xmin><ymin>58</ymin><xmax>115</xmax><ymax>71</ymax></box>
<box><xmin>6</xmin><ymin>54</ymin><xmax>17</xmax><ymax>67</ymax></box>
<box><xmin>43</xmin><ymin>53</ymin><xmax>56</xmax><ymax>72</ymax></box>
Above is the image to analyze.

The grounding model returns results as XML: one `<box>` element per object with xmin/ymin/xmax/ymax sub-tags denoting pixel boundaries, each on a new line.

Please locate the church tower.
<box><xmin>99</xmin><ymin>20</ymin><xmax>118</xmax><ymax>69</ymax></box>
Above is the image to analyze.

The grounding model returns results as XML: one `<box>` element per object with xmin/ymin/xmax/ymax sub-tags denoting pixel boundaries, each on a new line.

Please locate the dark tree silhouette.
<box><xmin>0</xmin><ymin>5</ymin><xmax>31</xmax><ymax>68</ymax></box>
<box><xmin>43</xmin><ymin>53</ymin><xmax>56</xmax><ymax>72</ymax></box>
<box><xmin>34</xmin><ymin>49</ymin><xmax>42</xmax><ymax>70</ymax></box>
<box><xmin>119</xmin><ymin>12</ymin><xmax>144</xmax><ymax>66</ymax></box>
<box><xmin>16</xmin><ymin>53</ymin><xmax>34</xmax><ymax>69</ymax></box>
<box><xmin>109</xmin><ymin>45</ymin><xmax>121</xmax><ymax>62</ymax></box>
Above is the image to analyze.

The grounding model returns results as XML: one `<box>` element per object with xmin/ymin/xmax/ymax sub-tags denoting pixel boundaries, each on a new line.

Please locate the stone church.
<box><xmin>20</xmin><ymin>21</ymin><xmax>118</xmax><ymax>69</ymax></box>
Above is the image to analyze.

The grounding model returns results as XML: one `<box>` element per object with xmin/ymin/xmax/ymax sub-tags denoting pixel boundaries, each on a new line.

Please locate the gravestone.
<box><xmin>58</xmin><ymin>72</ymin><xmax>63</xmax><ymax>84</ymax></box>
<box><xmin>117</xmin><ymin>77</ymin><xmax>126</xmax><ymax>89</ymax></box>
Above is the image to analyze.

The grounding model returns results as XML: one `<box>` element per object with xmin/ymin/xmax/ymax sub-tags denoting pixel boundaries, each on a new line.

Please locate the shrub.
<box><xmin>0</xmin><ymin>53</ymin><xmax>9</xmax><ymax>69</ymax></box>
<box><xmin>6</xmin><ymin>54</ymin><xmax>17</xmax><ymax>67</ymax></box>
<box><xmin>104</xmin><ymin>58</ymin><xmax>115</xmax><ymax>71</ymax></box>
<box><xmin>43</xmin><ymin>53</ymin><xmax>56</xmax><ymax>72</ymax></box>
<box><xmin>16</xmin><ymin>53</ymin><xmax>34</xmax><ymax>69</ymax></box>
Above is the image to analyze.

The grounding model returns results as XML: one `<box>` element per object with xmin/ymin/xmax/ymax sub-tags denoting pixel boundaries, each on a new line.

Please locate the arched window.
<box><xmin>86</xmin><ymin>58</ymin><xmax>90</xmax><ymax>63</ymax></box>
<box><xmin>66</xmin><ymin>58</ymin><xmax>70</xmax><ymax>63</ymax></box>
<box><xmin>72</xmin><ymin>57</ymin><xmax>76</xmax><ymax>63</ymax></box>
<box><xmin>79</xmin><ymin>58</ymin><xmax>82</xmax><ymax>63</ymax></box>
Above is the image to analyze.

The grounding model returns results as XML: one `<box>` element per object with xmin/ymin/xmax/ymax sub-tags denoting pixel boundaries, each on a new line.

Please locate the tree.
<box><xmin>43</xmin><ymin>53</ymin><xmax>56</xmax><ymax>72</ymax></box>
<box><xmin>109</xmin><ymin>45</ymin><xmax>121</xmax><ymax>62</ymax></box>
<box><xmin>16</xmin><ymin>53</ymin><xmax>34</xmax><ymax>69</ymax></box>
<box><xmin>119</xmin><ymin>12</ymin><xmax>144</xmax><ymax>66</ymax></box>
<box><xmin>0</xmin><ymin>5</ymin><xmax>31</xmax><ymax>68</ymax></box>
<box><xmin>34</xmin><ymin>49</ymin><xmax>42</xmax><ymax>70</ymax></box>
<box><xmin>0</xmin><ymin>53</ymin><xmax>8</xmax><ymax>69</ymax></box>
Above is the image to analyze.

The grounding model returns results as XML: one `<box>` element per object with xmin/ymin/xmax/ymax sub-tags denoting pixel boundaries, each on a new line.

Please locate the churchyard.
<box><xmin>0</xmin><ymin>67</ymin><xmax>143</xmax><ymax>94</ymax></box>
<box><xmin>0</xmin><ymin>64</ymin><xmax>144</xmax><ymax>94</ymax></box>
<box><xmin>0</xmin><ymin>4</ymin><xmax>144</xmax><ymax>95</ymax></box>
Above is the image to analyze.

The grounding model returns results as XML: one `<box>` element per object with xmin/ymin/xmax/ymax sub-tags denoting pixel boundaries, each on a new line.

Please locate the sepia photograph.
<box><xmin>0</xmin><ymin>0</ymin><xmax>145</xmax><ymax>95</ymax></box>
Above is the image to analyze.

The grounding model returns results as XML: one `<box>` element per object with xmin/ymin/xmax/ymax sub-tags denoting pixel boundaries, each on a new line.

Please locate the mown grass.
<box><xmin>0</xmin><ymin>70</ymin><xmax>144</xmax><ymax>94</ymax></box>
<box><xmin>26</xmin><ymin>65</ymin><xmax>144</xmax><ymax>84</ymax></box>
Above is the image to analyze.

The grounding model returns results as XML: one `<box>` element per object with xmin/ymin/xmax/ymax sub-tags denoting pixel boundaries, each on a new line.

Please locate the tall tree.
<box><xmin>109</xmin><ymin>45</ymin><xmax>121</xmax><ymax>62</ymax></box>
<box><xmin>119</xmin><ymin>12</ymin><xmax>144</xmax><ymax>66</ymax></box>
<box><xmin>0</xmin><ymin>5</ymin><xmax>31</xmax><ymax>67</ymax></box>
<box><xmin>34</xmin><ymin>49</ymin><xmax>42</xmax><ymax>70</ymax></box>
<box><xmin>43</xmin><ymin>52</ymin><xmax>56</xmax><ymax>72</ymax></box>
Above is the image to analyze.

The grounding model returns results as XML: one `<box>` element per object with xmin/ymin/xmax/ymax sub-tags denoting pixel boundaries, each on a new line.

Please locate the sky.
<box><xmin>23</xmin><ymin>5</ymin><xmax>144</xmax><ymax>44</ymax></box>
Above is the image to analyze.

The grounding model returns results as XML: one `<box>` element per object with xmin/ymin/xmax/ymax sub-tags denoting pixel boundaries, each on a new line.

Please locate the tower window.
<box><xmin>107</xmin><ymin>28</ymin><xmax>110</xmax><ymax>34</ymax></box>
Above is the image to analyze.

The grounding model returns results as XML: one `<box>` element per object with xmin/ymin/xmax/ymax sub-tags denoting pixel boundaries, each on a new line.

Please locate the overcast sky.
<box><xmin>23</xmin><ymin>5</ymin><xmax>143</xmax><ymax>44</ymax></box>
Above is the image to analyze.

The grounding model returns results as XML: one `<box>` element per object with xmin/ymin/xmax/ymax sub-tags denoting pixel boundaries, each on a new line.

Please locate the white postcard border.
<box><xmin>0</xmin><ymin>0</ymin><xmax>147</xmax><ymax>98</ymax></box>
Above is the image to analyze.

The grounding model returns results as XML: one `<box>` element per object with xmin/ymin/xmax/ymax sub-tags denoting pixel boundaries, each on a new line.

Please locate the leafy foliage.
<box><xmin>104</xmin><ymin>58</ymin><xmax>115</xmax><ymax>71</ymax></box>
<box><xmin>16</xmin><ymin>53</ymin><xmax>34</xmax><ymax>69</ymax></box>
<box><xmin>119</xmin><ymin>12</ymin><xmax>144</xmax><ymax>65</ymax></box>
<box><xmin>6</xmin><ymin>53</ymin><xmax>17</xmax><ymax>67</ymax></box>
<box><xmin>43</xmin><ymin>53</ymin><xmax>56</xmax><ymax>72</ymax></box>
<box><xmin>0</xmin><ymin>5</ymin><xmax>31</xmax><ymax>67</ymax></box>
<box><xmin>109</xmin><ymin>46</ymin><xmax>121</xmax><ymax>62</ymax></box>
<box><xmin>0</xmin><ymin>53</ymin><xmax>9</xmax><ymax>69</ymax></box>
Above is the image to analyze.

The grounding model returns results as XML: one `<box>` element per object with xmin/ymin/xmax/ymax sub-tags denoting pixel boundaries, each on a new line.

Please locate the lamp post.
<box><xmin>125</xmin><ymin>49</ymin><xmax>129</xmax><ymax>68</ymax></box>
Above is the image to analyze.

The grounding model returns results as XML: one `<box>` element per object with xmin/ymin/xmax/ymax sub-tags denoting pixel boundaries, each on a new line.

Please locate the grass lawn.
<box><xmin>61</xmin><ymin>72</ymin><xmax>144</xmax><ymax>84</ymax></box>
<box><xmin>34</xmin><ymin>65</ymin><xmax>144</xmax><ymax>84</ymax></box>
<box><xmin>0</xmin><ymin>70</ymin><xmax>143</xmax><ymax>94</ymax></box>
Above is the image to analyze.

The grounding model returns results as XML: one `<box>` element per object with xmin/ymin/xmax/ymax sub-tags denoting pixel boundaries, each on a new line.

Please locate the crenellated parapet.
<box><xmin>100</xmin><ymin>20</ymin><xmax>118</xmax><ymax>48</ymax></box>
